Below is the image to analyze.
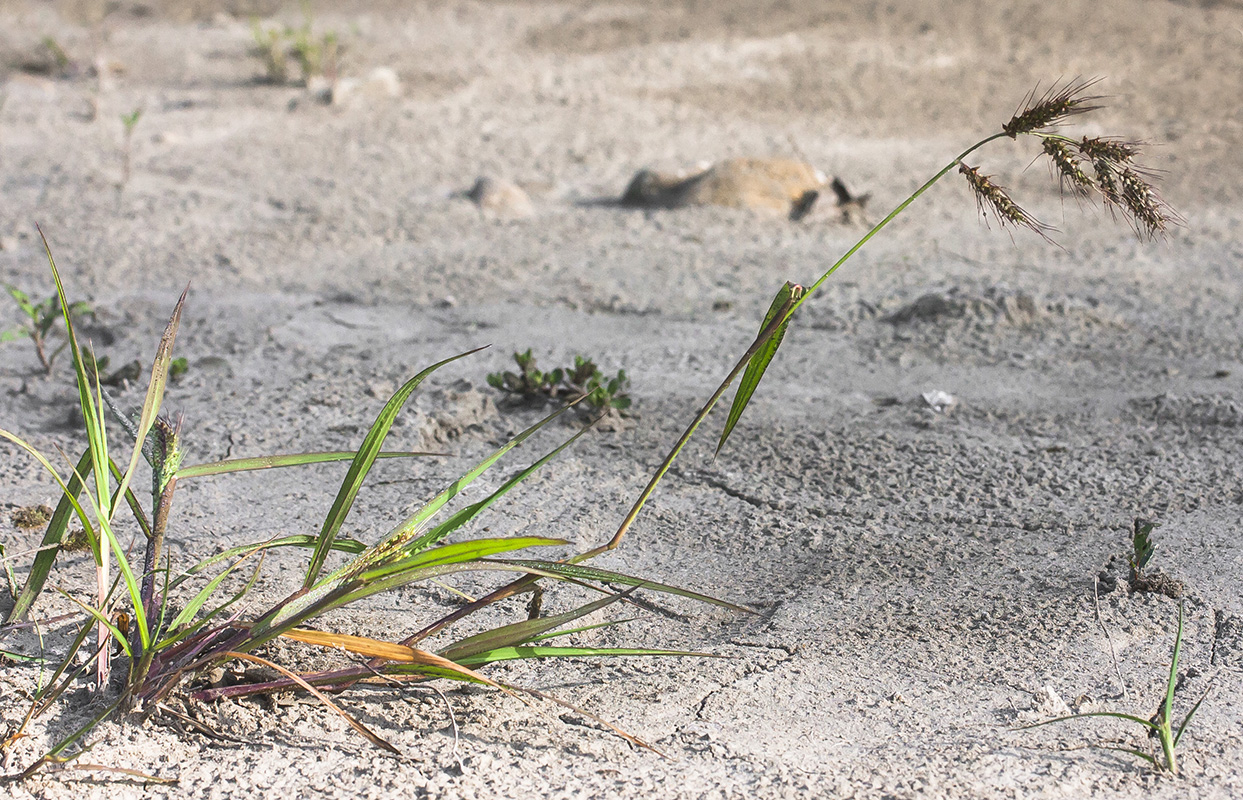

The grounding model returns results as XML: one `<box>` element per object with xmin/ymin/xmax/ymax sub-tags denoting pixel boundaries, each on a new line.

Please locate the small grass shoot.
<box><xmin>251</xmin><ymin>4</ymin><xmax>340</xmax><ymax>87</ymax></box>
<box><xmin>2</xmin><ymin>284</ymin><xmax>93</xmax><ymax>375</ymax></box>
<box><xmin>1023</xmin><ymin>604</ymin><xmax>1211</xmax><ymax>775</ymax></box>
<box><xmin>119</xmin><ymin>109</ymin><xmax>142</xmax><ymax>191</ymax></box>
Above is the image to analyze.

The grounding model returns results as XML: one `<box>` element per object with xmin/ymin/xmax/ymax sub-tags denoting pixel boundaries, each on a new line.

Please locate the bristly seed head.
<box><xmin>1002</xmin><ymin>78</ymin><xmax>1103</xmax><ymax>138</ymax></box>
<box><xmin>1041</xmin><ymin>137</ymin><xmax>1094</xmax><ymax>197</ymax></box>
<box><xmin>1047</xmin><ymin>136</ymin><xmax>1178</xmax><ymax>240</ymax></box>
<box><xmin>1117</xmin><ymin>165</ymin><xmax>1175</xmax><ymax>240</ymax></box>
<box><xmin>959</xmin><ymin>163</ymin><xmax>1053</xmax><ymax>239</ymax></box>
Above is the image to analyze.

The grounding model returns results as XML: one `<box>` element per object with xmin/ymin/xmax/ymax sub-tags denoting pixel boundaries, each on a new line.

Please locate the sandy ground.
<box><xmin>2</xmin><ymin>0</ymin><xmax>1242</xmax><ymax>797</ymax></box>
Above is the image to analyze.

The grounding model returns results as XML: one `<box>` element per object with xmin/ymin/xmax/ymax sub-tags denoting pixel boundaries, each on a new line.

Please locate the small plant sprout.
<box><xmin>119</xmin><ymin>108</ymin><xmax>142</xmax><ymax>189</ymax></box>
<box><xmin>1130</xmin><ymin>518</ymin><xmax>1158</xmax><ymax>582</ymax></box>
<box><xmin>1023</xmin><ymin>604</ymin><xmax>1211</xmax><ymax>775</ymax></box>
<box><xmin>2</xmin><ymin>284</ymin><xmax>93</xmax><ymax>375</ymax></box>
<box><xmin>251</xmin><ymin>20</ymin><xmax>289</xmax><ymax>84</ymax></box>
<box><xmin>250</xmin><ymin>4</ymin><xmax>340</xmax><ymax>87</ymax></box>
<box><xmin>488</xmin><ymin>351</ymin><xmax>631</xmax><ymax>415</ymax></box>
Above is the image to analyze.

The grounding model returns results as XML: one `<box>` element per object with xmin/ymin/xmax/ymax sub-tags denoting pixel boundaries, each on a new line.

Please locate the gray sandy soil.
<box><xmin>1</xmin><ymin>1</ymin><xmax>1242</xmax><ymax>797</ymax></box>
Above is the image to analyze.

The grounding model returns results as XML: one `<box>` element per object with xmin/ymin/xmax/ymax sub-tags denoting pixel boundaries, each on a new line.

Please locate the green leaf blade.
<box><xmin>716</xmin><ymin>281</ymin><xmax>803</xmax><ymax>456</ymax></box>
<box><xmin>302</xmin><ymin>346</ymin><xmax>486</xmax><ymax>589</ymax></box>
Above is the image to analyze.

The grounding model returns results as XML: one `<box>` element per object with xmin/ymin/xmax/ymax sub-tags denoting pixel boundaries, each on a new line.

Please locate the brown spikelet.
<box><xmin>1002</xmin><ymin>78</ymin><xmax>1103</xmax><ymax>138</ymax></box>
<box><xmin>959</xmin><ymin>163</ymin><xmax>1052</xmax><ymax>239</ymax></box>
<box><xmin>1067</xmin><ymin>136</ymin><xmax>1178</xmax><ymax>240</ymax></box>
<box><xmin>1041</xmin><ymin>137</ymin><xmax>1094</xmax><ymax>197</ymax></box>
<box><xmin>1117</xmin><ymin>166</ymin><xmax>1176</xmax><ymax>240</ymax></box>
<box><xmin>1076</xmin><ymin>136</ymin><xmax>1141</xmax><ymax>163</ymax></box>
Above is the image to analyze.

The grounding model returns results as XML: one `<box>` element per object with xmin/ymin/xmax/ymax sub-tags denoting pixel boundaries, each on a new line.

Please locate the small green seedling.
<box><xmin>119</xmin><ymin>109</ymin><xmax>142</xmax><ymax>189</ymax></box>
<box><xmin>1125</xmin><ymin>517</ymin><xmax>1184</xmax><ymax>597</ymax></box>
<box><xmin>251</xmin><ymin>21</ymin><xmax>289</xmax><ymax>83</ymax></box>
<box><xmin>1024</xmin><ymin>604</ymin><xmax>1211</xmax><ymax>775</ymax></box>
<box><xmin>2</xmin><ymin>285</ymin><xmax>92</xmax><ymax>375</ymax></box>
<box><xmin>488</xmin><ymin>351</ymin><xmax>631</xmax><ymax>414</ymax></box>
<box><xmin>251</xmin><ymin>5</ymin><xmax>340</xmax><ymax>86</ymax></box>
<box><xmin>168</xmin><ymin>356</ymin><xmax>189</xmax><ymax>381</ymax></box>
<box><xmin>571</xmin><ymin>356</ymin><xmax>631</xmax><ymax>413</ymax></box>
<box><xmin>1130</xmin><ymin>518</ymin><xmax>1157</xmax><ymax>582</ymax></box>
<box><xmin>40</xmin><ymin>37</ymin><xmax>72</xmax><ymax>76</ymax></box>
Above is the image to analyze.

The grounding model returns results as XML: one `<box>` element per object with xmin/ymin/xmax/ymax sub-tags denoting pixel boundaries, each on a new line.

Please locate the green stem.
<box><xmin>1160</xmin><ymin>725</ymin><xmax>1178</xmax><ymax>774</ymax></box>
<box><xmin>790</xmin><ymin>130</ymin><xmax>1010</xmax><ymax>316</ymax></box>
<box><xmin>586</xmin><ymin>130</ymin><xmax>1011</xmax><ymax>560</ymax></box>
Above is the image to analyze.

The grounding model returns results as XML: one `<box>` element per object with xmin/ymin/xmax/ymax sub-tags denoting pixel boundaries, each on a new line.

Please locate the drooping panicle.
<box><xmin>1002</xmin><ymin>78</ymin><xmax>1103</xmax><ymax>138</ymax></box>
<box><xmin>958</xmin><ymin>163</ymin><xmax>1052</xmax><ymax>239</ymax></box>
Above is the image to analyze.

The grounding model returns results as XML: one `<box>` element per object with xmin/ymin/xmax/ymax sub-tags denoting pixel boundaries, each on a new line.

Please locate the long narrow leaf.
<box><xmin>384</xmin><ymin>423</ymin><xmax>592</xmax><ymax>563</ymax></box>
<box><xmin>454</xmin><ymin>645</ymin><xmax>718</xmax><ymax>666</ymax></box>
<box><xmin>717</xmin><ymin>281</ymin><xmax>803</xmax><ymax>456</ymax></box>
<box><xmin>156</xmin><ymin>556</ymin><xmax>264</xmax><ymax>650</ymax></box>
<box><xmin>1019</xmin><ymin>711</ymin><xmax>1160</xmax><ymax>731</ymax></box>
<box><xmin>57</xmin><ymin>591</ymin><xmax>132</xmax><ymax>659</ymax></box>
<box><xmin>61</xmin><ymin>453</ymin><xmax>151</xmax><ymax>650</ymax></box>
<box><xmin>4</xmin><ymin>448</ymin><xmax>93</xmax><ymax>622</ymax></box>
<box><xmin>170</xmin><ymin>535</ymin><xmax>366</xmax><ymax>591</ymax></box>
<box><xmin>279</xmin><ymin>628</ymin><xmax>502</xmax><ymax>688</ymax></box>
<box><xmin>1174</xmin><ymin>687</ymin><xmax>1212</xmax><ymax>747</ymax></box>
<box><xmin>114</xmin><ymin>284</ymin><xmax>186</xmax><ymax>521</ymax></box>
<box><xmin>357</xmin><ymin>536</ymin><xmax>566</xmax><ymax>582</ymax></box>
<box><xmin>497</xmin><ymin>559</ymin><xmax>753</xmax><ymax>613</ymax></box>
<box><xmin>1164</xmin><ymin>604</ymin><xmax>1184</xmax><ymax>729</ymax></box>
<box><xmin>439</xmin><ymin>589</ymin><xmax>631</xmax><ymax>662</ymax></box>
<box><xmin>175</xmin><ymin>450</ymin><xmax>440</xmax><ymax>480</ymax></box>
<box><xmin>168</xmin><ymin>551</ymin><xmax>265</xmax><ymax>630</ymax></box>
<box><xmin>330</xmin><ymin>401</ymin><xmax>577</xmax><ymax>583</ymax></box>
<box><xmin>302</xmin><ymin>346</ymin><xmax>487</xmax><ymax>589</ymax></box>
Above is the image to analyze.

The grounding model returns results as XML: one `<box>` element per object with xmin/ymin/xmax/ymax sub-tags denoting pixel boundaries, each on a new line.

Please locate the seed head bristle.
<box><xmin>959</xmin><ymin>163</ymin><xmax>1052</xmax><ymax>239</ymax></box>
<box><xmin>1117</xmin><ymin>166</ymin><xmax>1176</xmax><ymax>240</ymax></box>
<box><xmin>1041</xmin><ymin>137</ymin><xmax>1094</xmax><ymax>197</ymax></box>
<box><xmin>1002</xmin><ymin>78</ymin><xmax>1103</xmax><ymax>138</ymax></box>
<box><xmin>1076</xmin><ymin>136</ymin><xmax>1141</xmax><ymax>164</ymax></box>
<box><xmin>1062</xmin><ymin>135</ymin><xmax>1177</xmax><ymax>240</ymax></box>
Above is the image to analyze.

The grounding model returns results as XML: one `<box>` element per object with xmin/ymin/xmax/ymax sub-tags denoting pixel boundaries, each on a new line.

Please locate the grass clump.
<box><xmin>1024</xmin><ymin>605</ymin><xmax>1210</xmax><ymax>775</ymax></box>
<box><xmin>2</xmin><ymin>284</ymin><xmax>93</xmax><ymax>375</ymax></box>
<box><xmin>488</xmin><ymin>350</ymin><xmax>631</xmax><ymax>415</ymax></box>
<box><xmin>0</xmin><ymin>232</ymin><xmax>734</xmax><ymax>778</ymax></box>
<box><xmin>251</xmin><ymin>5</ymin><xmax>340</xmax><ymax>87</ymax></box>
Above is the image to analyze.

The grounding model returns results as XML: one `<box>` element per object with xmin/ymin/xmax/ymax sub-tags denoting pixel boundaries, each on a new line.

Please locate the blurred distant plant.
<box><xmin>119</xmin><ymin>109</ymin><xmax>142</xmax><ymax>189</ymax></box>
<box><xmin>251</xmin><ymin>4</ymin><xmax>340</xmax><ymax>86</ymax></box>
<box><xmin>488</xmin><ymin>351</ymin><xmax>631</xmax><ymax>414</ymax></box>
<box><xmin>2</xmin><ymin>284</ymin><xmax>92</xmax><ymax>375</ymax></box>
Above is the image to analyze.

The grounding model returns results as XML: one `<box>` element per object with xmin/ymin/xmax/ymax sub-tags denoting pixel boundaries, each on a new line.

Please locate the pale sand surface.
<box><xmin>1</xmin><ymin>1</ymin><xmax>1242</xmax><ymax>797</ymax></box>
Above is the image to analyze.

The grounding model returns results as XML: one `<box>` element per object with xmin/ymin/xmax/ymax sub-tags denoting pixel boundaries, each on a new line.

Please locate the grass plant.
<box><xmin>119</xmin><ymin>109</ymin><xmax>142</xmax><ymax>190</ymax></box>
<box><xmin>0</xmin><ymin>232</ymin><xmax>737</xmax><ymax>777</ymax></box>
<box><xmin>1023</xmin><ymin>605</ymin><xmax>1210</xmax><ymax>774</ymax></box>
<box><xmin>0</xmin><ymin>79</ymin><xmax>1180</xmax><ymax>779</ymax></box>
<box><xmin>251</xmin><ymin>4</ymin><xmax>340</xmax><ymax>87</ymax></box>
<box><xmin>2</xmin><ymin>284</ymin><xmax>92</xmax><ymax>375</ymax></box>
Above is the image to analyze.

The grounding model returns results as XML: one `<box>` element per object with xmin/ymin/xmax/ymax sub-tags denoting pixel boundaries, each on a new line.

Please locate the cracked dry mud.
<box><xmin>2</xmin><ymin>1</ymin><xmax>1242</xmax><ymax>798</ymax></box>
